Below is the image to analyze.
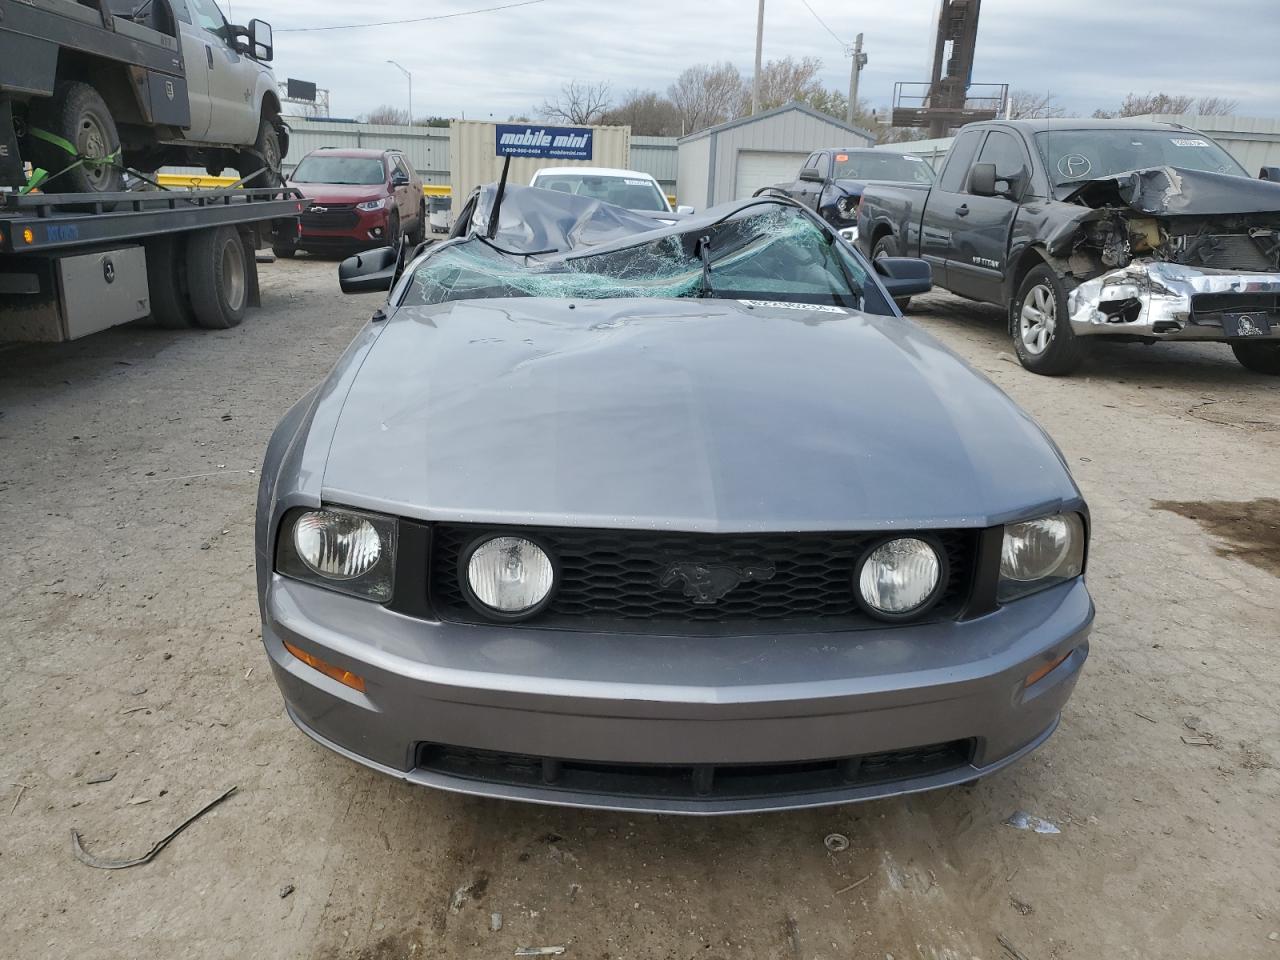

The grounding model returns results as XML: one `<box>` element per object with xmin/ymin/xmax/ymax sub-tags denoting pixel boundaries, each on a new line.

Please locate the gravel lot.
<box><xmin>2</xmin><ymin>256</ymin><xmax>1277</xmax><ymax>960</ymax></box>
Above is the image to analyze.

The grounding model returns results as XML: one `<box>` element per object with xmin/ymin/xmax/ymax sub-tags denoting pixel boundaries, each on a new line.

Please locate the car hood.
<box><xmin>288</xmin><ymin>182</ymin><xmax>387</xmax><ymax>204</ymax></box>
<box><xmin>1060</xmin><ymin>165</ymin><xmax>1280</xmax><ymax>216</ymax></box>
<box><xmin>317</xmin><ymin>298</ymin><xmax>1078</xmax><ymax>532</ymax></box>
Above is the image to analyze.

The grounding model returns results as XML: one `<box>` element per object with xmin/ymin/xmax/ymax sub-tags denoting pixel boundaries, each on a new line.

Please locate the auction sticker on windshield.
<box><xmin>1171</xmin><ymin>138</ymin><xmax>1212</xmax><ymax>147</ymax></box>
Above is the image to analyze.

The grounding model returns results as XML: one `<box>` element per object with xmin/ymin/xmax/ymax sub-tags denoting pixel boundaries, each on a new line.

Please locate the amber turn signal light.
<box><xmin>283</xmin><ymin>640</ymin><xmax>366</xmax><ymax>692</ymax></box>
<box><xmin>1025</xmin><ymin>651</ymin><xmax>1072</xmax><ymax>688</ymax></box>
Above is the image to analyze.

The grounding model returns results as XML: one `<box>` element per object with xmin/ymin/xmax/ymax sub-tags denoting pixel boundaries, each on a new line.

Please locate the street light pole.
<box><xmin>751</xmin><ymin>0</ymin><xmax>764</xmax><ymax>115</ymax></box>
<box><xmin>846</xmin><ymin>33</ymin><xmax>866</xmax><ymax>126</ymax></box>
<box><xmin>386</xmin><ymin>60</ymin><xmax>412</xmax><ymax>125</ymax></box>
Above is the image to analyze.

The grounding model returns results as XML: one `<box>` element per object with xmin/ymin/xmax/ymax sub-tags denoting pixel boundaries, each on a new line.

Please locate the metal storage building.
<box><xmin>676</xmin><ymin>103</ymin><xmax>874</xmax><ymax>209</ymax></box>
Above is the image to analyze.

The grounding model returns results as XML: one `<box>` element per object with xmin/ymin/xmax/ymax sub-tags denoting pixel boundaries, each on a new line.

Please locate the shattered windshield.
<box><xmin>402</xmin><ymin>204</ymin><xmax>868</xmax><ymax>308</ymax></box>
<box><xmin>833</xmin><ymin>152</ymin><xmax>935</xmax><ymax>183</ymax></box>
<box><xmin>532</xmin><ymin>174</ymin><xmax>669</xmax><ymax>212</ymax></box>
<box><xmin>1034</xmin><ymin>130</ymin><xmax>1248</xmax><ymax>187</ymax></box>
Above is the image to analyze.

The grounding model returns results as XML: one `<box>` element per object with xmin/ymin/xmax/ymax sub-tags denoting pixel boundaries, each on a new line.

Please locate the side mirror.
<box><xmin>968</xmin><ymin>162</ymin><xmax>997</xmax><ymax>197</ymax></box>
<box><xmin>675</xmin><ymin>204</ymin><xmax>694</xmax><ymax>215</ymax></box>
<box><xmin>248</xmin><ymin>19</ymin><xmax>273</xmax><ymax>61</ymax></box>
<box><xmin>390</xmin><ymin>170</ymin><xmax>411</xmax><ymax>187</ymax></box>
<box><xmin>339</xmin><ymin>246</ymin><xmax>397</xmax><ymax>294</ymax></box>
<box><xmin>1260</xmin><ymin>166</ymin><xmax>1280</xmax><ymax>181</ymax></box>
<box><xmin>874</xmin><ymin>256</ymin><xmax>932</xmax><ymax>299</ymax></box>
<box><xmin>799</xmin><ymin>166</ymin><xmax>824</xmax><ymax>184</ymax></box>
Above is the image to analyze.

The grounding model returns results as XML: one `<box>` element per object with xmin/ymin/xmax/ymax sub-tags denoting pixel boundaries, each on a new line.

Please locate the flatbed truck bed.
<box><xmin>0</xmin><ymin>185</ymin><xmax>306</xmax><ymax>340</ymax></box>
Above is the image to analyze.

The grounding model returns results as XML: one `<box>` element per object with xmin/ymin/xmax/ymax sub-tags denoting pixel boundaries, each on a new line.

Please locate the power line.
<box><xmin>277</xmin><ymin>0</ymin><xmax>552</xmax><ymax>33</ymax></box>
<box><xmin>798</xmin><ymin>0</ymin><xmax>848</xmax><ymax>48</ymax></box>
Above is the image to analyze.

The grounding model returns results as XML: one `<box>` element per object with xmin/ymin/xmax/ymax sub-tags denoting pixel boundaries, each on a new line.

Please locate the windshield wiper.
<box><xmin>695</xmin><ymin>235</ymin><xmax>714</xmax><ymax>298</ymax></box>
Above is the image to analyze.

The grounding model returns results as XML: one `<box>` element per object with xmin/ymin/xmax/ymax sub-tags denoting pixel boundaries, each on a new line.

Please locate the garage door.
<box><xmin>734</xmin><ymin>151</ymin><xmax>809</xmax><ymax>199</ymax></box>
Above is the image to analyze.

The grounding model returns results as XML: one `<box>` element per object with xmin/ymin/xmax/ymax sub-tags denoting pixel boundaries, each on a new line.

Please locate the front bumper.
<box><xmin>260</xmin><ymin>574</ymin><xmax>1092</xmax><ymax>814</ymax></box>
<box><xmin>295</xmin><ymin>206</ymin><xmax>390</xmax><ymax>250</ymax></box>
<box><xmin>1068</xmin><ymin>261</ymin><xmax>1280</xmax><ymax>341</ymax></box>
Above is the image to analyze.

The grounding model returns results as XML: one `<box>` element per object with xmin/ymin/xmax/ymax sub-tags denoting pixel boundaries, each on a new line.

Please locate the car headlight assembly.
<box><xmin>835</xmin><ymin>195</ymin><xmax>856</xmax><ymax>220</ymax></box>
<box><xmin>276</xmin><ymin>507</ymin><xmax>397</xmax><ymax>602</ymax></box>
<box><xmin>356</xmin><ymin>197</ymin><xmax>389</xmax><ymax>212</ymax></box>
<box><xmin>855</xmin><ymin>536</ymin><xmax>945</xmax><ymax>621</ymax></box>
<box><xmin>999</xmin><ymin>513</ymin><xmax>1086</xmax><ymax>602</ymax></box>
<box><xmin>460</xmin><ymin>534</ymin><xmax>556</xmax><ymax>621</ymax></box>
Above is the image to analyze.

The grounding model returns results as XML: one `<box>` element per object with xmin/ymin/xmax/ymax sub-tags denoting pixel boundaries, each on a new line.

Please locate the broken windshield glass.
<box><xmin>402</xmin><ymin>202</ymin><xmax>868</xmax><ymax>308</ymax></box>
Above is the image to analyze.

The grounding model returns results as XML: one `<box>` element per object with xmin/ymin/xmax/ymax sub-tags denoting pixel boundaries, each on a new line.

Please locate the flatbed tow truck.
<box><xmin>0</xmin><ymin>185</ymin><xmax>306</xmax><ymax>340</ymax></box>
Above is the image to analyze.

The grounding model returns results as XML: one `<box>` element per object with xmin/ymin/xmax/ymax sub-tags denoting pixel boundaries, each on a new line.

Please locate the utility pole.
<box><xmin>846</xmin><ymin>33</ymin><xmax>867</xmax><ymax>125</ymax></box>
<box><xmin>752</xmin><ymin>0</ymin><xmax>765</xmax><ymax>115</ymax></box>
<box><xmin>386</xmin><ymin>60</ymin><xmax>413</xmax><ymax>125</ymax></box>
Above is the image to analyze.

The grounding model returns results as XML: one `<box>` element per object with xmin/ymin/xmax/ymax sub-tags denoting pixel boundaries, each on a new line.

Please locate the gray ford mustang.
<box><xmin>255</xmin><ymin>185</ymin><xmax>1093</xmax><ymax>814</ymax></box>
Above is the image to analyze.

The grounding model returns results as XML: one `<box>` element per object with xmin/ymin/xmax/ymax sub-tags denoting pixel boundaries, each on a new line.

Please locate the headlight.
<box><xmin>999</xmin><ymin>513</ymin><xmax>1085</xmax><ymax>602</ymax></box>
<box><xmin>356</xmin><ymin>198</ymin><xmax>389</xmax><ymax>212</ymax></box>
<box><xmin>835</xmin><ymin>195</ymin><xmax>856</xmax><ymax>219</ymax></box>
<box><xmin>462</xmin><ymin>535</ymin><xmax>555</xmax><ymax>619</ymax></box>
<box><xmin>275</xmin><ymin>507</ymin><xmax>396</xmax><ymax>601</ymax></box>
<box><xmin>855</xmin><ymin>537</ymin><xmax>944</xmax><ymax>619</ymax></box>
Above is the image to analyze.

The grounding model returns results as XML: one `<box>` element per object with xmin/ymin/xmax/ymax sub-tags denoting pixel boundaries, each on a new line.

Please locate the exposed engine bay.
<box><xmin>1051</xmin><ymin>166</ymin><xmax>1280</xmax><ymax>340</ymax></box>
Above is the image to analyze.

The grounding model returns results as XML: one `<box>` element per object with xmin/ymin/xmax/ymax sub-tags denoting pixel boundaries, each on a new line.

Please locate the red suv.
<box><xmin>276</xmin><ymin>148</ymin><xmax>425</xmax><ymax>257</ymax></box>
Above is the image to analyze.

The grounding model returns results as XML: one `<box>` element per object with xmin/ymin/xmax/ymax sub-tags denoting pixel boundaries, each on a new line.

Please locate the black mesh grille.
<box><xmin>415</xmin><ymin>739</ymin><xmax>976</xmax><ymax>801</ymax></box>
<box><xmin>429</xmin><ymin>524</ymin><xmax>976</xmax><ymax>629</ymax></box>
<box><xmin>300</xmin><ymin>204</ymin><xmax>359</xmax><ymax>230</ymax></box>
<box><xmin>1191</xmin><ymin>291</ymin><xmax>1279</xmax><ymax>323</ymax></box>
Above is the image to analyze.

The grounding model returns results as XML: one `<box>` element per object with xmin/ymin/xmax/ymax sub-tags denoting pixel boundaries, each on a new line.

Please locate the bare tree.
<box><xmin>539</xmin><ymin>80</ymin><xmax>612</xmax><ymax>125</ymax></box>
<box><xmin>1006</xmin><ymin>89</ymin><xmax>1067</xmax><ymax>120</ymax></box>
<box><xmin>667</xmin><ymin>62</ymin><xmax>747</xmax><ymax>135</ymax></box>
<box><xmin>601</xmin><ymin>89</ymin><xmax>683</xmax><ymax>137</ymax></box>
<box><xmin>1194</xmin><ymin>95</ymin><xmax>1239</xmax><ymax>116</ymax></box>
<box><xmin>752</xmin><ymin>56</ymin><xmax>825</xmax><ymax>112</ymax></box>
<box><xmin>1093</xmin><ymin>91</ymin><xmax>1195</xmax><ymax>118</ymax></box>
<box><xmin>363</xmin><ymin>105</ymin><xmax>410</xmax><ymax>125</ymax></box>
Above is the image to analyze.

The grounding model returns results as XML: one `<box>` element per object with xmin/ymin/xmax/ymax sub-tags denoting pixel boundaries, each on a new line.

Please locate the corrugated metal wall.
<box><xmin>282</xmin><ymin>118</ymin><xmax>451</xmax><ymax>184</ymax></box>
<box><xmin>874</xmin><ymin>137</ymin><xmax>953</xmax><ymax>169</ymax></box>
<box><xmin>676</xmin><ymin>136</ymin><xmax>713</xmax><ymax>210</ymax></box>
<box><xmin>683</xmin><ymin>111</ymin><xmax>875</xmax><ymax>206</ymax></box>
<box><xmin>449</xmin><ymin>121</ymin><xmax>631</xmax><ymax>213</ymax></box>
<box><xmin>631</xmin><ymin>136</ymin><xmax>678</xmax><ymax>193</ymax></box>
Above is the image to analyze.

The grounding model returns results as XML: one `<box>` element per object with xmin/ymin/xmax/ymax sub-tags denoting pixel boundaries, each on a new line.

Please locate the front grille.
<box><xmin>429</xmin><ymin>524</ymin><xmax>977</xmax><ymax>630</ymax></box>
<box><xmin>1191</xmin><ymin>291</ymin><xmax>1280</xmax><ymax>325</ymax></box>
<box><xmin>300</xmin><ymin>204</ymin><xmax>359</xmax><ymax>230</ymax></box>
<box><xmin>415</xmin><ymin>739</ymin><xmax>976</xmax><ymax>801</ymax></box>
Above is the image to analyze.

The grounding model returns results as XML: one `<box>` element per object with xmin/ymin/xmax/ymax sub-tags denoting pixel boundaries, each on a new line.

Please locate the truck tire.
<box><xmin>1231</xmin><ymin>341</ymin><xmax>1280</xmax><ymax>375</ymax></box>
<box><xmin>871</xmin><ymin>234</ymin><xmax>911</xmax><ymax>312</ymax></box>
<box><xmin>271</xmin><ymin>243</ymin><xmax>296</xmax><ymax>259</ymax></box>
<box><xmin>142</xmin><ymin>236</ymin><xmax>195</xmax><ymax>328</ymax></box>
<box><xmin>1013</xmin><ymin>264</ymin><xmax>1085</xmax><ymax>376</ymax></box>
<box><xmin>234</xmin><ymin>117</ymin><xmax>282</xmax><ymax>187</ymax></box>
<box><xmin>28</xmin><ymin>83</ymin><xmax>124</xmax><ymax>194</ymax></box>
<box><xmin>186</xmin><ymin>226</ymin><xmax>248</xmax><ymax>329</ymax></box>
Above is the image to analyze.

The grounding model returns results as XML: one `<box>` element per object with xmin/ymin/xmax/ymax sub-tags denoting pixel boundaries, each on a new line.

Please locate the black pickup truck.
<box><xmin>856</xmin><ymin>119</ymin><xmax>1280</xmax><ymax>376</ymax></box>
<box><xmin>759</xmin><ymin>147</ymin><xmax>935</xmax><ymax>244</ymax></box>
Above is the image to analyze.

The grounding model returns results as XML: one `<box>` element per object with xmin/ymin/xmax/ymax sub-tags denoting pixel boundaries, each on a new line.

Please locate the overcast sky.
<box><xmin>245</xmin><ymin>0</ymin><xmax>1275</xmax><ymax>123</ymax></box>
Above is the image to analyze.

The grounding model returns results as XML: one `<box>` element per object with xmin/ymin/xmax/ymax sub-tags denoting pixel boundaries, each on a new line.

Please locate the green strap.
<box><xmin>20</xmin><ymin>125</ymin><xmax>124</xmax><ymax>194</ymax></box>
<box><xmin>29</xmin><ymin>126</ymin><xmax>79</xmax><ymax>157</ymax></box>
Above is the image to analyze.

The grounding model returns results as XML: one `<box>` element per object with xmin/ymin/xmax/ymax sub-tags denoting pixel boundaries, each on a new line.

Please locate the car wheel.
<box><xmin>186</xmin><ymin>226</ymin><xmax>248</xmax><ymax>329</ymax></box>
<box><xmin>408</xmin><ymin>200</ymin><xmax>426</xmax><ymax>244</ymax></box>
<box><xmin>387</xmin><ymin>209</ymin><xmax>401</xmax><ymax>245</ymax></box>
<box><xmin>271</xmin><ymin>243</ymin><xmax>296</xmax><ymax>259</ymax></box>
<box><xmin>872</xmin><ymin>234</ymin><xmax>911</xmax><ymax>312</ymax></box>
<box><xmin>1231</xmin><ymin>341</ymin><xmax>1280</xmax><ymax>375</ymax></box>
<box><xmin>1013</xmin><ymin>264</ymin><xmax>1085</xmax><ymax>376</ymax></box>
<box><xmin>234</xmin><ymin>118</ymin><xmax>282</xmax><ymax>187</ymax></box>
<box><xmin>141</xmin><ymin>236</ymin><xmax>195</xmax><ymax>328</ymax></box>
<box><xmin>28</xmin><ymin>82</ymin><xmax>124</xmax><ymax>194</ymax></box>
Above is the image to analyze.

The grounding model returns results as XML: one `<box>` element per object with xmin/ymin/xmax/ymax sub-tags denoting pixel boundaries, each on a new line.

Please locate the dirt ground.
<box><xmin>2</xmin><ymin>257</ymin><xmax>1277</xmax><ymax>960</ymax></box>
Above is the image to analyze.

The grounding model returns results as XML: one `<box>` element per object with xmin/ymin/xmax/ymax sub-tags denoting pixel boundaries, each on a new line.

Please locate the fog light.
<box><xmin>855</xmin><ymin>537</ymin><xmax>943</xmax><ymax>619</ymax></box>
<box><xmin>463</xmin><ymin>535</ymin><xmax>555</xmax><ymax>618</ymax></box>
